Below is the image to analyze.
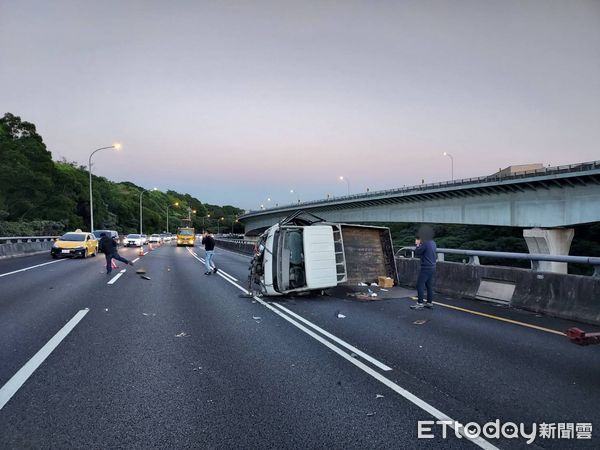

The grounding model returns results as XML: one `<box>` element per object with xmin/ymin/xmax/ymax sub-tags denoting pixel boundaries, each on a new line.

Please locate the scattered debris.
<box><xmin>367</xmin><ymin>289</ymin><xmax>378</xmax><ymax>297</ymax></box>
<box><xmin>413</xmin><ymin>319</ymin><xmax>429</xmax><ymax>325</ymax></box>
<box><xmin>176</xmin><ymin>332</ymin><xmax>189</xmax><ymax>337</ymax></box>
<box><xmin>380</xmin><ymin>288</ymin><xmax>389</xmax><ymax>292</ymax></box>
<box><xmin>252</xmin><ymin>316</ymin><xmax>262</xmax><ymax>322</ymax></box>
<box><xmin>141</xmin><ymin>275</ymin><xmax>151</xmax><ymax>280</ymax></box>
<box><xmin>370</xmin><ymin>283</ymin><xmax>378</xmax><ymax>287</ymax></box>
<box><xmin>135</xmin><ymin>268</ymin><xmax>146</xmax><ymax>274</ymax></box>
<box><xmin>142</xmin><ymin>313</ymin><xmax>156</xmax><ymax>316</ymax></box>
<box><xmin>337</xmin><ymin>313</ymin><xmax>346</xmax><ymax>319</ymax></box>
<box><xmin>358</xmin><ymin>282</ymin><xmax>368</xmax><ymax>286</ymax></box>
<box><xmin>376</xmin><ymin>394</ymin><xmax>385</xmax><ymax>399</ymax></box>
<box><xmin>104</xmin><ymin>308</ymin><xmax>109</xmax><ymax>312</ymax></box>
<box><xmin>366</xmin><ymin>412</ymin><xmax>376</xmax><ymax>417</ymax></box>
<box><xmin>350</xmin><ymin>352</ymin><xmax>358</xmax><ymax>358</ymax></box>
<box><xmin>167</xmin><ymin>268</ymin><xmax>171</xmax><ymax>272</ymax></box>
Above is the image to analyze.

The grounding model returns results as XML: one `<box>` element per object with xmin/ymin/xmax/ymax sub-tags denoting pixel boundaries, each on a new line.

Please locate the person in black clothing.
<box><xmin>98</xmin><ymin>233</ymin><xmax>133</xmax><ymax>274</ymax></box>
<box><xmin>410</xmin><ymin>225</ymin><xmax>437</xmax><ymax>310</ymax></box>
<box><xmin>201</xmin><ymin>230</ymin><xmax>218</xmax><ymax>275</ymax></box>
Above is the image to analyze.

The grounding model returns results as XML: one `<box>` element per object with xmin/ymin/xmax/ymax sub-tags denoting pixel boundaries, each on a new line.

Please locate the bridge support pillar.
<box><xmin>523</xmin><ymin>227</ymin><xmax>574</xmax><ymax>274</ymax></box>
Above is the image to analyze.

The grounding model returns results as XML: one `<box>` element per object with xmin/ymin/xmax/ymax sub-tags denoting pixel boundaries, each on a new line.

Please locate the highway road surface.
<box><xmin>1</xmin><ymin>243</ymin><xmax>599</xmax><ymax>449</ymax></box>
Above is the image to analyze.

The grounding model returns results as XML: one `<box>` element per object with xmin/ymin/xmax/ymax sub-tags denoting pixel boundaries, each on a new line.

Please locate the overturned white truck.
<box><xmin>249</xmin><ymin>212</ymin><xmax>398</xmax><ymax>296</ymax></box>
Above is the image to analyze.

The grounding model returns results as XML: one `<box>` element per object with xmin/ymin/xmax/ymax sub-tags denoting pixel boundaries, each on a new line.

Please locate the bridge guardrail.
<box><xmin>0</xmin><ymin>236</ymin><xmax>59</xmax><ymax>244</ymax></box>
<box><xmin>397</xmin><ymin>247</ymin><xmax>600</xmax><ymax>278</ymax></box>
<box><xmin>214</xmin><ymin>238</ymin><xmax>255</xmax><ymax>255</ymax></box>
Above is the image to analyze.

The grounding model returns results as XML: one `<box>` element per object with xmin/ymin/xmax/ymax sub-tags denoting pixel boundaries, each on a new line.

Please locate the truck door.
<box><xmin>301</xmin><ymin>226</ymin><xmax>338</xmax><ymax>290</ymax></box>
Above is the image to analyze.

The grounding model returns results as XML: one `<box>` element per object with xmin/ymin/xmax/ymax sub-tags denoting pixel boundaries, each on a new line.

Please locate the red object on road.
<box><xmin>567</xmin><ymin>327</ymin><xmax>600</xmax><ymax>346</ymax></box>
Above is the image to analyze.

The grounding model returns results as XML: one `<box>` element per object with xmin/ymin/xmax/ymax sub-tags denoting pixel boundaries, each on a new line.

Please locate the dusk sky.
<box><xmin>1</xmin><ymin>0</ymin><xmax>599</xmax><ymax>210</ymax></box>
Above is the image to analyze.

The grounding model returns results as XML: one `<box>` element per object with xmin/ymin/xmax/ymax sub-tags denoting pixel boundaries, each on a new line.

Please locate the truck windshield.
<box><xmin>178</xmin><ymin>229</ymin><xmax>193</xmax><ymax>236</ymax></box>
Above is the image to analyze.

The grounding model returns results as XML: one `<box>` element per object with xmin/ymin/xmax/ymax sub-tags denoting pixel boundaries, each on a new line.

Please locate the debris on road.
<box><xmin>135</xmin><ymin>268</ymin><xmax>146</xmax><ymax>274</ymax></box>
<box><xmin>358</xmin><ymin>282</ymin><xmax>368</xmax><ymax>286</ymax></box>
<box><xmin>413</xmin><ymin>319</ymin><xmax>429</xmax><ymax>325</ymax></box>
<box><xmin>141</xmin><ymin>275</ymin><xmax>151</xmax><ymax>280</ymax></box>
<box><xmin>370</xmin><ymin>283</ymin><xmax>378</xmax><ymax>287</ymax></box>
<box><xmin>336</xmin><ymin>313</ymin><xmax>346</xmax><ymax>319</ymax></box>
<box><xmin>366</xmin><ymin>412</ymin><xmax>376</xmax><ymax>417</ymax></box>
<box><xmin>376</xmin><ymin>394</ymin><xmax>384</xmax><ymax>399</ymax></box>
<box><xmin>350</xmin><ymin>352</ymin><xmax>358</xmax><ymax>358</ymax></box>
<box><xmin>104</xmin><ymin>308</ymin><xmax>108</xmax><ymax>312</ymax></box>
<box><xmin>142</xmin><ymin>312</ymin><xmax>156</xmax><ymax>316</ymax></box>
<box><xmin>176</xmin><ymin>332</ymin><xmax>189</xmax><ymax>337</ymax></box>
<box><xmin>252</xmin><ymin>316</ymin><xmax>262</xmax><ymax>322</ymax></box>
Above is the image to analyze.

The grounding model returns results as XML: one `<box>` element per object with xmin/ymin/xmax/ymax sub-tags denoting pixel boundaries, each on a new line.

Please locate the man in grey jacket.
<box><xmin>410</xmin><ymin>225</ymin><xmax>437</xmax><ymax>310</ymax></box>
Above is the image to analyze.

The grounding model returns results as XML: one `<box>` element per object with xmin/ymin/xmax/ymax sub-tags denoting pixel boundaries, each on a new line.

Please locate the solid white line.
<box><xmin>0</xmin><ymin>308</ymin><xmax>89</xmax><ymax>410</ymax></box>
<box><xmin>216</xmin><ymin>269</ymin><xmax>238</xmax><ymax>282</ymax></box>
<box><xmin>107</xmin><ymin>269</ymin><xmax>126</xmax><ymax>285</ymax></box>
<box><xmin>272</xmin><ymin>303</ymin><xmax>392</xmax><ymax>372</ymax></box>
<box><xmin>0</xmin><ymin>259</ymin><xmax>66</xmax><ymax>278</ymax></box>
<box><xmin>132</xmin><ymin>257</ymin><xmax>140</xmax><ymax>263</ymax></box>
<box><xmin>193</xmin><ymin>262</ymin><xmax>496</xmax><ymax>449</ymax></box>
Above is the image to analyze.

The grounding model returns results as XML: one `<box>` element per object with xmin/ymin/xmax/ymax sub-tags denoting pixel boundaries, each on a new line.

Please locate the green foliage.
<box><xmin>0</xmin><ymin>113</ymin><xmax>244</xmax><ymax>236</ymax></box>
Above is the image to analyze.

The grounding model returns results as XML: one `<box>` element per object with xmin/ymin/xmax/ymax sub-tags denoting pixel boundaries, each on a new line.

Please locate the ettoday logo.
<box><xmin>418</xmin><ymin>420</ymin><xmax>592</xmax><ymax>444</ymax></box>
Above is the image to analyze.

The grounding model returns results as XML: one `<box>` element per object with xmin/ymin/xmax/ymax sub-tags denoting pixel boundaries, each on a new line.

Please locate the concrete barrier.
<box><xmin>0</xmin><ymin>240</ymin><xmax>55</xmax><ymax>259</ymax></box>
<box><xmin>396</xmin><ymin>257</ymin><xmax>600</xmax><ymax>326</ymax></box>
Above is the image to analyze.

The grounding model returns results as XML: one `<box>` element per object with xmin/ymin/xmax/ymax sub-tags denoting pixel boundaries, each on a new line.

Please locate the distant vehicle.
<box><xmin>176</xmin><ymin>227</ymin><xmax>196</xmax><ymax>246</ymax></box>
<box><xmin>141</xmin><ymin>234</ymin><xmax>148</xmax><ymax>244</ymax></box>
<box><xmin>249</xmin><ymin>212</ymin><xmax>397</xmax><ymax>296</ymax></box>
<box><xmin>124</xmin><ymin>234</ymin><xmax>143</xmax><ymax>247</ymax></box>
<box><xmin>149</xmin><ymin>234</ymin><xmax>162</xmax><ymax>243</ymax></box>
<box><xmin>160</xmin><ymin>233</ymin><xmax>171</xmax><ymax>242</ymax></box>
<box><xmin>92</xmin><ymin>230</ymin><xmax>119</xmax><ymax>252</ymax></box>
<box><xmin>51</xmin><ymin>230</ymin><xmax>98</xmax><ymax>259</ymax></box>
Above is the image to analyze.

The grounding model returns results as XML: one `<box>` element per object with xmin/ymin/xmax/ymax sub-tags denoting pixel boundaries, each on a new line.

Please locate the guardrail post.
<box><xmin>467</xmin><ymin>255</ymin><xmax>480</xmax><ymax>265</ymax></box>
<box><xmin>593</xmin><ymin>265</ymin><xmax>600</xmax><ymax>279</ymax></box>
<box><xmin>436</xmin><ymin>253</ymin><xmax>445</xmax><ymax>262</ymax></box>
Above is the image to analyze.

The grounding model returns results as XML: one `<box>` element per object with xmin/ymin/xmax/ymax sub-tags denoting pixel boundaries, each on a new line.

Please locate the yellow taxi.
<box><xmin>50</xmin><ymin>229</ymin><xmax>98</xmax><ymax>259</ymax></box>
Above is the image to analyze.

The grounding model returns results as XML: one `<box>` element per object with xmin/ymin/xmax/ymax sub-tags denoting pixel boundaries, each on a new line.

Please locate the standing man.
<box><xmin>202</xmin><ymin>230</ymin><xmax>218</xmax><ymax>275</ymax></box>
<box><xmin>99</xmin><ymin>232</ymin><xmax>133</xmax><ymax>275</ymax></box>
<box><xmin>410</xmin><ymin>225</ymin><xmax>437</xmax><ymax>310</ymax></box>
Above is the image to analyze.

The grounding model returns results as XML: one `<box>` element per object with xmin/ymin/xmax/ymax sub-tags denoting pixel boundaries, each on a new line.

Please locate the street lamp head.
<box><xmin>443</xmin><ymin>151</ymin><xmax>447</xmax><ymax>156</ymax></box>
<box><xmin>290</xmin><ymin>189</ymin><xmax>294</xmax><ymax>194</ymax></box>
<box><xmin>339</xmin><ymin>176</ymin><xmax>344</xmax><ymax>181</ymax></box>
<box><xmin>113</xmin><ymin>143</ymin><xmax>122</xmax><ymax>150</ymax></box>
<box><xmin>174</xmin><ymin>202</ymin><xmax>179</xmax><ymax>206</ymax></box>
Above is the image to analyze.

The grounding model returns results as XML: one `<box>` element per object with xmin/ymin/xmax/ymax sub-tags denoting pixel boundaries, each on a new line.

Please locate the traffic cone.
<box><xmin>138</xmin><ymin>246</ymin><xmax>144</xmax><ymax>256</ymax></box>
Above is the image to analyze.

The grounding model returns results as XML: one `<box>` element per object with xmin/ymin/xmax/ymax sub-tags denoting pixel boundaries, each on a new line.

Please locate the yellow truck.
<box><xmin>176</xmin><ymin>227</ymin><xmax>196</xmax><ymax>246</ymax></box>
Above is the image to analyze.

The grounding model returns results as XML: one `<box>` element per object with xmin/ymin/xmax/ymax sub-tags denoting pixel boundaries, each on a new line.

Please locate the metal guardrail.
<box><xmin>214</xmin><ymin>238</ymin><xmax>255</xmax><ymax>255</ymax></box>
<box><xmin>243</xmin><ymin>159</ymin><xmax>600</xmax><ymax>216</ymax></box>
<box><xmin>398</xmin><ymin>247</ymin><xmax>600</xmax><ymax>277</ymax></box>
<box><xmin>0</xmin><ymin>236</ymin><xmax>59</xmax><ymax>244</ymax></box>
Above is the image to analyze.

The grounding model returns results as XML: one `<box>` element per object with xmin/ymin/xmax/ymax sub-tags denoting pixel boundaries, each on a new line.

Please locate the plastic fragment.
<box><xmin>413</xmin><ymin>319</ymin><xmax>428</xmax><ymax>325</ymax></box>
<box><xmin>141</xmin><ymin>275</ymin><xmax>151</xmax><ymax>280</ymax></box>
<box><xmin>176</xmin><ymin>332</ymin><xmax>189</xmax><ymax>337</ymax></box>
<box><xmin>370</xmin><ymin>283</ymin><xmax>378</xmax><ymax>287</ymax></box>
<box><xmin>367</xmin><ymin>412</ymin><xmax>376</xmax><ymax>417</ymax></box>
<box><xmin>358</xmin><ymin>282</ymin><xmax>368</xmax><ymax>286</ymax></box>
<box><xmin>376</xmin><ymin>394</ymin><xmax>384</xmax><ymax>399</ymax></box>
<box><xmin>337</xmin><ymin>313</ymin><xmax>346</xmax><ymax>319</ymax></box>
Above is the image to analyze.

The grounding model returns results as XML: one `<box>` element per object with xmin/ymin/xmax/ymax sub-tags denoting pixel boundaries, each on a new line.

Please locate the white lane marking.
<box><xmin>107</xmin><ymin>269</ymin><xmax>126</xmax><ymax>285</ymax></box>
<box><xmin>0</xmin><ymin>259</ymin><xmax>66</xmax><ymax>278</ymax></box>
<box><xmin>132</xmin><ymin>257</ymin><xmax>140</xmax><ymax>263</ymax></box>
<box><xmin>0</xmin><ymin>308</ymin><xmax>89</xmax><ymax>411</ymax></box>
<box><xmin>272</xmin><ymin>303</ymin><xmax>392</xmax><ymax>372</ymax></box>
<box><xmin>191</xmin><ymin>257</ymin><xmax>496</xmax><ymax>450</ymax></box>
<box><xmin>185</xmin><ymin>247</ymin><xmax>239</xmax><ymax>281</ymax></box>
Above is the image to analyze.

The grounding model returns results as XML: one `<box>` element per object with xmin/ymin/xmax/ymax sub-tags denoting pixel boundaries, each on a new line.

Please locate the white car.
<box><xmin>149</xmin><ymin>234</ymin><xmax>162</xmax><ymax>243</ymax></box>
<box><xmin>124</xmin><ymin>234</ymin><xmax>143</xmax><ymax>247</ymax></box>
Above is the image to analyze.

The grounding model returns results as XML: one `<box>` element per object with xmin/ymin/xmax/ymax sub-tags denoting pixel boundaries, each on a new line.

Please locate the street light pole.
<box><xmin>166</xmin><ymin>202</ymin><xmax>179</xmax><ymax>234</ymax></box>
<box><xmin>88</xmin><ymin>143</ymin><xmax>121</xmax><ymax>231</ymax></box>
<box><xmin>339</xmin><ymin>176</ymin><xmax>350</xmax><ymax>195</ymax></box>
<box><xmin>443</xmin><ymin>152</ymin><xmax>454</xmax><ymax>181</ymax></box>
<box><xmin>139</xmin><ymin>187</ymin><xmax>157</xmax><ymax>238</ymax></box>
<box><xmin>290</xmin><ymin>189</ymin><xmax>300</xmax><ymax>204</ymax></box>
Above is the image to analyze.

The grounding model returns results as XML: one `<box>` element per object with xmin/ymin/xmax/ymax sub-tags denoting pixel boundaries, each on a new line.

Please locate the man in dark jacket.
<box><xmin>99</xmin><ymin>233</ymin><xmax>133</xmax><ymax>275</ymax></box>
<box><xmin>411</xmin><ymin>225</ymin><xmax>437</xmax><ymax>310</ymax></box>
<box><xmin>201</xmin><ymin>230</ymin><xmax>218</xmax><ymax>275</ymax></box>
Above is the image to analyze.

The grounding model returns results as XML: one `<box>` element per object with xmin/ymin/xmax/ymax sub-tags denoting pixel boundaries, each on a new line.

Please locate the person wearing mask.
<box><xmin>201</xmin><ymin>230</ymin><xmax>218</xmax><ymax>275</ymax></box>
<box><xmin>98</xmin><ymin>233</ymin><xmax>133</xmax><ymax>275</ymax></box>
<box><xmin>410</xmin><ymin>225</ymin><xmax>437</xmax><ymax>310</ymax></box>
